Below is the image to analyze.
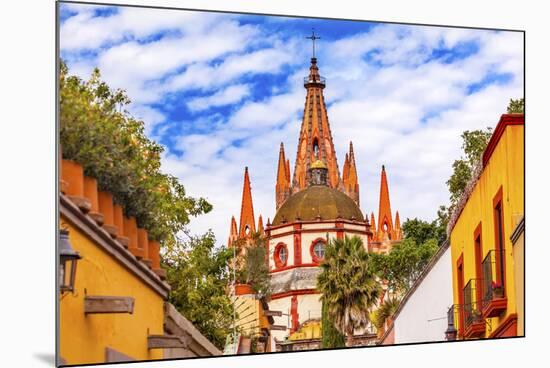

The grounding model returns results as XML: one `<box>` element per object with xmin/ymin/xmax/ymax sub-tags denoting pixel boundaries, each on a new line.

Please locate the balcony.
<box><xmin>303</xmin><ymin>76</ymin><xmax>326</xmax><ymax>87</ymax></box>
<box><xmin>462</xmin><ymin>279</ymin><xmax>486</xmax><ymax>338</ymax></box>
<box><xmin>481</xmin><ymin>249</ymin><xmax>508</xmax><ymax>318</ymax></box>
<box><xmin>446</xmin><ymin>302</ymin><xmax>485</xmax><ymax>340</ymax></box>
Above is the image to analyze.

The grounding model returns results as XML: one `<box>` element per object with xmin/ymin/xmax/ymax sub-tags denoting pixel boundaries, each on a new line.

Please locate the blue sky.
<box><xmin>60</xmin><ymin>3</ymin><xmax>524</xmax><ymax>246</ymax></box>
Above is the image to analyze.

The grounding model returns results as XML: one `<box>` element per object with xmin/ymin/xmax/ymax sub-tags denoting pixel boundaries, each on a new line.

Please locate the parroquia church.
<box><xmin>227</xmin><ymin>49</ymin><xmax>403</xmax><ymax>351</ymax></box>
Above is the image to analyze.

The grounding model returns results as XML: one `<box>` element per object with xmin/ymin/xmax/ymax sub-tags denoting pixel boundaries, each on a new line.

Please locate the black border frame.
<box><xmin>55</xmin><ymin>1</ymin><xmax>526</xmax><ymax>367</ymax></box>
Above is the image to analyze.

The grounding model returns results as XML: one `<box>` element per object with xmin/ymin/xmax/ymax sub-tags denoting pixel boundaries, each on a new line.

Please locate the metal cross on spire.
<box><xmin>306</xmin><ymin>29</ymin><xmax>321</xmax><ymax>58</ymax></box>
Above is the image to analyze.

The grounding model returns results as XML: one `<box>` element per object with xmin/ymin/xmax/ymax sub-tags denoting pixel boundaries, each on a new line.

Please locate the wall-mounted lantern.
<box><xmin>445</xmin><ymin>306</ymin><xmax>458</xmax><ymax>341</ymax></box>
<box><xmin>59</xmin><ymin>229</ymin><xmax>81</xmax><ymax>293</ymax></box>
<box><xmin>445</xmin><ymin>325</ymin><xmax>458</xmax><ymax>341</ymax></box>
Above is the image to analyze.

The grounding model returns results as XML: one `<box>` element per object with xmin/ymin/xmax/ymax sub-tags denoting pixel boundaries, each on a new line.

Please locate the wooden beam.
<box><xmin>148</xmin><ymin>335</ymin><xmax>188</xmax><ymax>349</ymax></box>
<box><xmin>263</xmin><ymin>310</ymin><xmax>282</xmax><ymax>317</ymax></box>
<box><xmin>270</xmin><ymin>325</ymin><xmax>287</xmax><ymax>331</ymax></box>
<box><xmin>84</xmin><ymin>296</ymin><xmax>134</xmax><ymax>314</ymax></box>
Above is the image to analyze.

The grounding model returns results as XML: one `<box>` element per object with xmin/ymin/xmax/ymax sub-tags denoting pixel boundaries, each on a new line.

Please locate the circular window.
<box><xmin>279</xmin><ymin>247</ymin><xmax>288</xmax><ymax>264</ymax></box>
<box><xmin>310</xmin><ymin>239</ymin><xmax>326</xmax><ymax>263</ymax></box>
<box><xmin>274</xmin><ymin>243</ymin><xmax>288</xmax><ymax>269</ymax></box>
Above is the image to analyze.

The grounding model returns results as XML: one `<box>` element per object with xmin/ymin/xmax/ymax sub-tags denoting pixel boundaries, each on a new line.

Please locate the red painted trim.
<box><xmin>464</xmin><ymin>320</ymin><xmax>486</xmax><ymax>339</ymax></box>
<box><xmin>336</xmin><ymin>221</ymin><xmax>344</xmax><ymax>240</ymax></box>
<box><xmin>274</xmin><ymin>242</ymin><xmax>288</xmax><ymax>269</ymax></box>
<box><xmin>489</xmin><ymin>313</ymin><xmax>518</xmax><ymax>338</ymax></box>
<box><xmin>483</xmin><ymin>296</ymin><xmax>508</xmax><ymax>318</ymax></box>
<box><xmin>474</xmin><ymin>223</ymin><xmax>483</xmax><ymax>309</ymax></box>
<box><xmin>294</xmin><ymin>223</ymin><xmax>302</xmax><ymax>266</ymax></box>
<box><xmin>309</xmin><ymin>237</ymin><xmax>327</xmax><ymax>264</ymax></box>
<box><xmin>270</xmin><ymin>288</ymin><xmax>318</xmax><ymax>300</ymax></box>
<box><xmin>269</xmin><ymin>227</ymin><xmax>368</xmax><ymax>240</ymax></box>
<box><xmin>493</xmin><ymin>186</ymin><xmax>507</xmax><ymax>297</ymax></box>
<box><xmin>266</xmin><ymin>219</ymin><xmax>367</xmax><ymax>231</ymax></box>
<box><xmin>269</xmin><ymin>263</ymin><xmax>319</xmax><ymax>273</ymax></box>
<box><xmin>482</xmin><ymin>114</ymin><xmax>524</xmax><ymax>167</ymax></box>
<box><xmin>290</xmin><ymin>295</ymin><xmax>299</xmax><ymax>333</ymax></box>
<box><xmin>456</xmin><ymin>254</ymin><xmax>465</xmax><ymax>338</ymax></box>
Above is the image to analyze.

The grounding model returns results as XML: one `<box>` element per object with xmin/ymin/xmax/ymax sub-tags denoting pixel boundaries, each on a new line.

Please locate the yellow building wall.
<box><xmin>234</xmin><ymin>295</ymin><xmax>260</xmax><ymax>336</ymax></box>
<box><xmin>450</xmin><ymin>124</ymin><xmax>524</xmax><ymax>337</ymax></box>
<box><xmin>513</xmin><ymin>226</ymin><xmax>524</xmax><ymax>336</ymax></box>
<box><xmin>289</xmin><ymin>320</ymin><xmax>322</xmax><ymax>341</ymax></box>
<box><xmin>60</xmin><ymin>217</ymin><xmax>165</xmax><ymax>365</ymax></box>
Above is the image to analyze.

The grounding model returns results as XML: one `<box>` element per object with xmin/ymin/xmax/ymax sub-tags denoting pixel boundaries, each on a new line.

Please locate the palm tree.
<box><xmin>371</xmin><ymin>297</ymin><xmax>401</xmax><ymax>332</ymax></box>
<box><xmin>317</xmin><ymin>235</ymin><xmax>382</xmax><ymax>347</ymax></box>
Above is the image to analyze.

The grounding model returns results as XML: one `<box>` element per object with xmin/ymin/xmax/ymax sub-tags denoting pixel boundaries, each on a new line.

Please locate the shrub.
<box><xmin>59</xmin><ymin>61</ymin><xmax>211</xmax><ymax>247</ymax></box>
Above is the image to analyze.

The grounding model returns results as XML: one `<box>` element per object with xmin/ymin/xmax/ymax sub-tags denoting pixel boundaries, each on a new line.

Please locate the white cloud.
<box><xmin>61</xmin><ymin>8</ymin><xmax>523</xmax><ymax>247</ymax></box>
<box><xmin>186</xmin><ymin>84</ymin><xmax>251</xmax><ymax>112</ymax></box>
<box><xmin>127</xmin><ymin>105</ymin><xmax>166</xmax><ymax>136</ymax></box>
<box><xmin>60</xmin><ymin>6</ymin><xmax>224</xmax><ymax>51</ymax></box>
<box><xmin>162</xmin><ymin>41</ymin><xmax>300</xmax><ymax>94</ymax></box>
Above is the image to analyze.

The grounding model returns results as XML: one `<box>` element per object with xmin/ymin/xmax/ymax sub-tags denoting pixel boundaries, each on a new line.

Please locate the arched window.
<box><xmin>274</xmin><ymin>243</ymin><xmax>288</xmax><ymax>269</ymax></box>
<box><xmin>310</xmin><ymin>238</ymin><xmax>326</xmax><ymax>263</ymax></box>
<box><xmin>313</xmin><ymin>138</ymin><xmax>319</xmax><ymax>158</ymax></box>
<box><xmin>244</xmin><ymin>225</ymin><xmax>251</xmax><ymax>236</ymax></box>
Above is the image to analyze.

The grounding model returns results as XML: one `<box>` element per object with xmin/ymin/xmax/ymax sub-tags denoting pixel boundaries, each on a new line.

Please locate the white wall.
<box><xmin>393</xmin><ymin>245</ymin><xmax>453</xmax><ymax>344</ymax></box>
<box><xmin>268</xmin><ymin>227</ymin><xmax>293</xmax><ymax>270</ymax></box>
<box><xmin>269</xmin><ymin>223</ymin><xmax>370</xmax><ymax>269</ymax></box>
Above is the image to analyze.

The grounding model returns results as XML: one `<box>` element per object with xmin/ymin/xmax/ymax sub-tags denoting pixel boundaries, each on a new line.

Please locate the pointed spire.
<box><xmin>258</xmin><ymin>215</ymin><xmax>264</xmax><ymax>235</ymax></box>
<box><xmin>228</xmin><ymin>216</ymin><xmax>238</xmax><ymax>247</ymax></box>
<box><xmin>342</xmin><ymin>153</ymin><xmax>350</xmax><ymax>185</ymax></box>
<box><xmin>370</xmin><ymin>212</ymin><xmax>377</xmax><ymax>241</ymax></box>
<box><xmin>277</xmin><ymin>142</ymin><xmax>288</xmax><ymax>187</ymax></box>
<box><xmin>395</xmin><ymin>211</ymin><xmax>401</xmax><ymax>229</ymax></box>
<box><xmin>378</xmin><ymin>165</ymin><xmax>394</xmax><ymax>240</ymax></box>
<box><xmin>277</xmin><ymin>143</ymin><xmax>289</xmax><ymax>188</ymax></box>
<box><xmin>293</xmin><ymin>54</ymin><xmax>340</xmax><ymax>193</ymax></box>
<box><xmin>305</xmin><ymin>56</ymin><xmax>324</xmax><ymax>87</ymax></box>
<box><xmin>348</xmin><ymin>142</ymin><xmax>358</xmax><ymax>187</ymax></box>
<box><xmin>276</xmin><ymin>143</ymin><xmax>291</xmax><ymax>209</ymax></box>
<box><xmin>394</xmin><ymin>211</ymin><xmax>402</xmax><ymax>240</ymax></box>
<box><xmin>239</xmin><ymin>167</ymin><xmax>256</xmax><ymax>238</ymax></box>
<box><xmin>340</xmin><ymin>142</ymin><xmax>360</xmax><ymax>205</ymax></box>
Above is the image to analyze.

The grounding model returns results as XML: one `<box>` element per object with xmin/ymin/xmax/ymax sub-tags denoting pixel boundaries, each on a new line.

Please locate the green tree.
<box><xmin>317</xmin><ymin>235</ymin><xmax>382</xmax><ymax>347</ymax></box>
<box><xmin>60</xmin><ymin>61</ymin><xmax>232</xmax><ymax>350</ymax></box>
<box><xmin>321</xmin><ymin>302</ymin><xmax>346</xmax><ymax>349</ymax></box>
<box><xmin>507</xmin><ymin>97</ymin><xmax>524</xmax><ymax>113</ymax></box>
<box><xmin>59</xmin><ymin>61</ymin><xmax>211</xmax><ymax>248</ymax></box>
<box><xmin>370</xmin><ymin>297</ymin><xmax>401</xmax><ymax>331</ymax></box>
<box><xmin>164</xmin><ymin>231</ymin><xmax>234</xmax><ymax>350</ymax></box>
<box><xmin>443</xmin><ymin>97</ymin><xmax>523</xmax><ymax>222</ymax></box>
<box><xmin>436</xmin><ymin>204</ymin><xmax>450</xmax><ymax>240</ymax></box>
<box><xmin>402</xmin><ymin>217</ymin><xmax>445</xmax><ymax>246</ymax></box>
<box><xmin>369</xmin><ymin>238</ymin><xmax>438</xmax><ymax>296</ymax></box>
<box><xmin>235</xmin><ymin>232</ymin><xmax>271</xmax><ymax>298</ymax></box>
<box><xmin>446</xmin><ymin>128</ymin><xmax>493</xmax><ymax>209</ymax></box>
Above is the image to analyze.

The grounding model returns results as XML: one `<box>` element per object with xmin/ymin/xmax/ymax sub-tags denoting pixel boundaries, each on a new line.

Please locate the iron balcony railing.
<box><xmin>463</xmin><ymin>278</ymin><xmax>484</xmax><ymax>331</ymax></box>
<box><xmin>481</xmin><ymin>249</ymin><xmax>506</xmax><ymax>308</ymax></box>
<box><xmin>303</xmin><ymin>76</ymin><xmax>326</xmax><ymax>86</ymax></box>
